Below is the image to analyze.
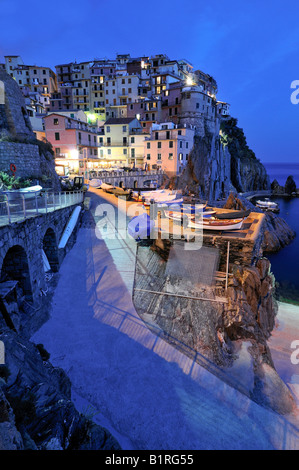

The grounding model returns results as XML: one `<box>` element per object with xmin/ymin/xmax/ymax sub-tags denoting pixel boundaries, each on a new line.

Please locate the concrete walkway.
<box><xmin>32</xmin><ymin>190</ymin><xmax>299</xmax><ymax>450</ymax></box>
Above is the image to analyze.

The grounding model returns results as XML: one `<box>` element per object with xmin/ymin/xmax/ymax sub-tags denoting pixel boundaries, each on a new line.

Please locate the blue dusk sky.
<box><xmin>0</xmin><ymin>0</ymin><xmax>299</xmax><ymax>163</ymax></box>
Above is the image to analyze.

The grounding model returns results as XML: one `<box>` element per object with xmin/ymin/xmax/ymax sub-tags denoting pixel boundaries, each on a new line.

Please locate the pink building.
<box><xmin>161</xmin><ymin>84</ymin><xmax>181</xmax><ymax>123</ymax></box>
<box><xmin>127</xmin><ymin>98</ymin><xmax>162</xmax><ymax>133</ymax></box>
<box><xmin>144</xmin><ymin>122</ymin><xmax>194</xmax><ymax>176</ymax></box>
<box><xmin>44</xmin><ymin>113</ymin><xmax>100</xmax><ymax>175</ymax></box>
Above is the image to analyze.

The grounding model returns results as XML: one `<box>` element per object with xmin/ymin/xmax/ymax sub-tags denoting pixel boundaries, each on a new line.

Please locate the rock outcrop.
<box><xmin>133</xmin><ymin>244</ymin><xmax>297</xmax><ymax>416</ymax></box>
<box><xmin>222</xmin><ymin>192</ymin><xmax>296</xmax><ymax>253</ymax></box>
<box><xmin>0</xmin><ymin>330</ymin><xmax>121</xmax><ymax>450</ymax></box>
<box><xmin>175</xmin><ymin>128</ymin><xmax>232</xmax><ymax>201</ymax></box>
<box><xmin>175</xmin><ymin>117</ymin><xmax>270</xmax><ymax>201</ymax></box>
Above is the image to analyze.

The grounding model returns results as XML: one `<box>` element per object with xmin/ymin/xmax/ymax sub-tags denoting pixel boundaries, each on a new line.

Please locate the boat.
<box><xmin>58</xmin><ymin>206</ymin><xmax>81</xmax><ymax>249</ymax></box>
<box><xmin>214</xmin><ymin>209</ymin><xmax>251</xmax><ymax>219</ymax></box>
<box><xmin>256</xmin><ymin>199</ymin><xmax>279</xmax><ymax>211</ymax></box>
<box><xmin>188</xmin><ymin>217</ymin><xmax>244</xmax><ymax>231</ymax></box>
<box><xmin>100</xmin><ymin>183</ymin><xmax>114</xmax><ymax>192</ymax></box>
<box><xmin>164</xmin><ymin>209</ymin><xmax>216</xmax><ymax>223</ymax></box>
<box><xmin>89</xmin><ymin>178</ymin><xmax>103</xmax><ymax>188</ymax></box>
<box><xmin>127</xmin><ymin>213</ymin><xmax>155</xmax><ymax>240</ymax></box>
<box><xmin>3</xmin><ymin>185</ymin><xmax>43</xmax><ymax>201</ymax></box>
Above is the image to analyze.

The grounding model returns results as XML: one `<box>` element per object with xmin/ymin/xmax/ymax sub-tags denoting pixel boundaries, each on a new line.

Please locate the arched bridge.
<box><xmin>0</xmin><ymin>192</ymin><xmax>83</xmax><ymax>319</ymax></box>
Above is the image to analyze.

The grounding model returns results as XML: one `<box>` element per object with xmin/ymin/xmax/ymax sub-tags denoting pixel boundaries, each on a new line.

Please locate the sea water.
<box><xmin>263</xmin><ymin>163</ymin><xmax>299</xmax><ymax>303</ymax></box>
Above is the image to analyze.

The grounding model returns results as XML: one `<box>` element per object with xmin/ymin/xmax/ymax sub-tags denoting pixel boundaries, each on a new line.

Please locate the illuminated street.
<box><xmin>32</xmin><ymin>189</ymin><xmax>299</xmax><ymax>450</ymax></box>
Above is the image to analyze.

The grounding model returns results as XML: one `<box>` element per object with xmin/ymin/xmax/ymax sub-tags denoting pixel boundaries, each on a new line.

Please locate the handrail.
<box><xmin>0</xmin><ymin>190</ymin><xmax>84</xmax><ymax>227</ymax></box>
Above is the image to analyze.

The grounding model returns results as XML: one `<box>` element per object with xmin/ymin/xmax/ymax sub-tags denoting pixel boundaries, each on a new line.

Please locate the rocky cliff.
<box><xmin>133</xmin><ymin>245</ymin><xmax>297</xmax><ymax>416</ymax></box>
<box><xmin>0</xmin><ymin>329</ymin><xmax>121</xmax><ymax>450</ymax></box>
<box><xmin>176</xmin><ymin>117</ymin><xmax>270</xmax><ymax>201</ymax></box>
<box><xmin>223</xmin><ymin>192</ymin><xmax>296</xmax><ymax>253</ymax></box>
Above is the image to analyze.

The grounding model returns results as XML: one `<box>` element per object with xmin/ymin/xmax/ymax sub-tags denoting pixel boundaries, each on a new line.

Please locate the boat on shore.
<box><xmin>89</xmin><ymin>178</ymin><xmax>103</xmax><ymax>188</ymax></box>
<box><xmin>214</xmin><ymin>209</ymin><xmax>251</xmax><ymax>219</ymax></box>
<box><xmin>2</xmin><ymin>185</ymin><xmax>43</xmax><ymax>201</ymax></box>
<box><xmin>164</xmin><ymin>209</ymin><xmax>245</xmax><ymax>231</ymax></box>
<box><xmin>255</xmin><ymin>199</ymin><xmax>279</xmax><ymax>212</ymax></box>
<box><xmin>188</xmin><ymin>217</ymin><xmax>245</xmax><ymax>231</ymax></box>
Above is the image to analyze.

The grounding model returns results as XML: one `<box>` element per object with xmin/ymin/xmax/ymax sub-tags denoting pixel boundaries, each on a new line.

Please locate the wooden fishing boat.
<box><xmin>188</xmin><ymin>217</ymin><xmax>244</xmax><ymax>231</ymax></box>
<box><xmin>214</xmin><ymin>209</ymin><xmax>251</xmax><ymax>219</ymax></box>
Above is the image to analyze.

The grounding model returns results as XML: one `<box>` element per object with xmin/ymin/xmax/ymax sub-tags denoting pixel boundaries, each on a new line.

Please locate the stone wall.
<box><xmin>97</xmin><ymin>170</ymin><xmax>165</xmax><ymax>189</ymax></box>
<box><xmin>0</xmin><ymin>204</ymin><xmax>81</xmax><ymax>309</ymax></box>
<box><xmin>0</xmin><ymin>142</ymin><xmax>41</xmax><ymax>179</ymax></box>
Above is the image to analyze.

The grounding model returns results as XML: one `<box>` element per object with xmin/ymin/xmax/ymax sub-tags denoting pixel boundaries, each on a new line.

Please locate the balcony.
<box><xmin>103</xmin><ymin>142</ymin><xmax>129</xmax><ymax>147</ymax></box>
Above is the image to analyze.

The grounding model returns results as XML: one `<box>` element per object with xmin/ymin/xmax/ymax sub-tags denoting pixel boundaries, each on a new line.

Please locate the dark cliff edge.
<box><xmin>0</xmin><ymin>329</ymin><xmax>121</xmax><ymax>450</ymax></box>
<box><xmin>175</xmin><ymin>117</ymin><xmax>270</xmax><ymax>201</ymax></box>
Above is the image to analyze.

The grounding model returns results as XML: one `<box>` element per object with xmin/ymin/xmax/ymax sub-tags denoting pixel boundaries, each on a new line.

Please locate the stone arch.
<box><xmin>42</xmin><ymin>227</ymin><xmax>59</xmax><ymax>272</ymax></box>
<box><xmin>134</xmin><ymin>180</ymin><xmax>138</xmax><ymax>189</ymax></box>
<box><xmin>0</xmin><ymin>245</ymin><xmax>33</xmax><ymax>301</ymax></box>
<box><xmin>119</xmin><ymin>181</ymin><xmax>123</xmax><ymax>188</ymax></box>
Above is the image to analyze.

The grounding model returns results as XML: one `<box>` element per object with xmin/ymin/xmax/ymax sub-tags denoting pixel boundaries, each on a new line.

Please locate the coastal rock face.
<box><xmin>262</xmin><ymin>212</ymin><xmax>296</xmax><ymax>253</ymax></box>
<box><xmin>0</xmin><ymin>330</ymin><xmax>121</xmax><ymax>450</ymax></box>
<box><xmin>222</xmin><ymin>192</ymin><xmax>296</xmax><ymax>254</ymax></box>
<box><xmin>133</xmin><ymin>244</ymin><xmax>297</xmax><ymax>415</ymax></box>
<box><xmin>285</xmin><ymin>175</ymin><xmax>297</xmax><ymax>195</ymax></box>
<box><xmin>220</xmin><ymin>118</ymin><xmax>270</xmax><ymax>193</ymax></box>
<box><xmin>176</xmin><ymin>129</ymin><xmax>232</xmax><ymax>201</ymax></box>
<box><xmin>176</xmin><ymin>117</ymin><xmax>270</xmax><ymax>201</ymax></box>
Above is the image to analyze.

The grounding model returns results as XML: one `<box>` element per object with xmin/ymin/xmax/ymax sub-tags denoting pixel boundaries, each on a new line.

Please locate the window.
<box><xmin>131</xmin><ymin>148</ymin><xmax>135</xmax><ymax>157</ymax></box>
<box><xmin>147</xmin><ymin>142</ymin><xmax>150</xmax><ymax>149</ymax></box>
<box><xmin>108</xmin><ymin>149</ymin><xmax>111</xmax><ymax>155</ymax></box>
<box><xmin>166</xmin><ymin>131</ymin><xmax>170</xmax><ymax>139</ymax></box>
<box><xmin>55</xmin><ymin>148</ymin><xmax>60</xmax><ymax>155</ymax></box>
<box><xmin>131</xmin><ymin>137</ymin><xmax>135</xmax><ymax>143</ymax></box>
<box><xmin>196</xmin><ymin>103</ymin><xmax>199</xmax><ymax>109</ymax></box>
<box><xmin>179</xmin><ymin>153</ymin><xmax>183</xmax><ymax>161</ymax></box>
<box><xmin>107</xmin><ymin>137</ymin><xmax>111</xmax><ymax>144</ymax></box>
<box><xmin>123</xmin><ymin>148</ymin><xmax>127</xmax><ymax>154</ymax></box>
<box><xmin>106</xmin><ymin>126</ymin><xmax>110</xmax><ymax>132</ymax></box>
<box><xmin>147</xmin><ymin>154</ymin><xmax>151</xmax><ymax>160</ymax></box>
<box><xmin>168</xmin><ymin>153</ymin><xmax>173</xmax><ymax>160</ymax></box>
<box><xmin>55</xmin><ymin>132</ymin><xmax>60</xmax><ymax>140</ymax></box>
<box><xmin>186</xmin><ymin>142</ymin><xmax>189</xmax><ymax>149</ymax></box>
<box><xmin>157</xmin><ymin>153</ymin><xmax>161</xmax><ymax>160</ymax></box>
<box><xmin>157</xmin><ymin>141</ymin><xmax>162</xmax><ymax>148</ymax></box>
<box><xmin>178</xmin><ymin>130</ymin><xmax>182</xmax><ymax>135</ymax></box>
<box><xmin>122</xmin><ymin>126</ymin><xmax>127</xmax><ymax>132</ymax></box>
<box><xmin>128</xmin><ymin>78</ymin><xmax>131</xmax><ymax>84</ymax></box>
<box><xmin>169</xmin><ymin>141</ymin><xmax>173</xmax><ymax>148</ymax></box>
<box><xmin>54</xmin><ymin>118</ymin><xmax>59</xmax><ymax>125</ymax></box>
<box><xmin>186</xmin><ymin>154</ymin><xmax>189</xmax><ymax>160</ymax></box>
<box><xmin>180</xmin><ymin>141</ymin><xmax>183</xmax><ymax>148</ymax></box>
<box><xmin>128</xmin><ymin>88</ymin><xmax>132</xmax><ymax>93</ymax></box>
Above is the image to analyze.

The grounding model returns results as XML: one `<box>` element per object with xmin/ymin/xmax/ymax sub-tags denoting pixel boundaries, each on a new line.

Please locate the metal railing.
<box><xmin>0</xmin><ymin>191</ymin><xmax>84</xmax><ymax>227</ymax></box>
